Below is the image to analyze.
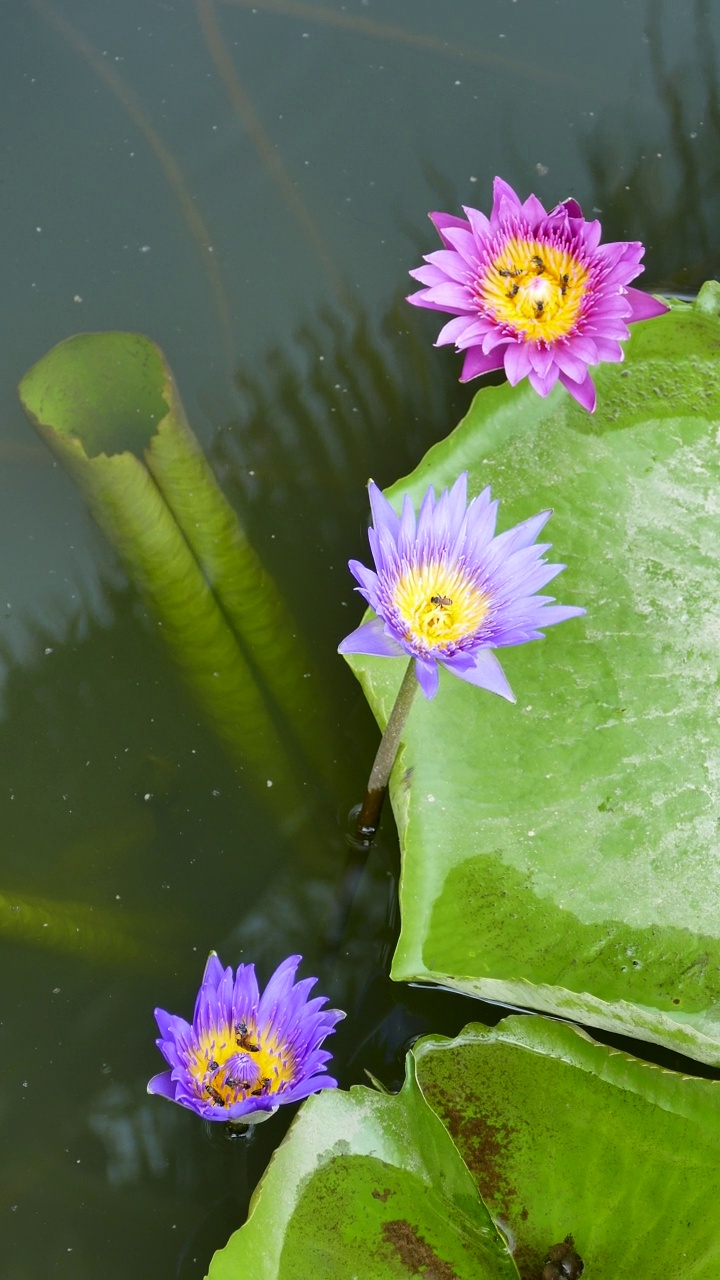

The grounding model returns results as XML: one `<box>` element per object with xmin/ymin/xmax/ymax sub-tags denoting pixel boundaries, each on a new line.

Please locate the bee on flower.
<box><xmin>148</xmin><ymin>953</ymin><xmax>344</xmax><ymax>1123</ymax></box>
<box><xmin>339</xmin><ymin>473</ymin><xmax>584</xmax><ymax>702</ymax></box>
<box><xmin>407</xmin><ymin>176</ymin><xmax>668</xmax><ymax>412</ymax></box>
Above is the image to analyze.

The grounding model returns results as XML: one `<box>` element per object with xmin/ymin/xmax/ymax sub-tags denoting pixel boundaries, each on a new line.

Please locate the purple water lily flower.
<box><xmin>407</xmin><ymin>176</ymin><xmax>668</xmax><ymax>412</ymax></box>
<box><xmin>338</xmin><ymin>473</ymin><xmax>584</xmax><ymax>701</ymax></box>
<box><xmin>148</xmin><ymin>952</ymin><xmax>344</xmax><ymax>1123</ymax></box>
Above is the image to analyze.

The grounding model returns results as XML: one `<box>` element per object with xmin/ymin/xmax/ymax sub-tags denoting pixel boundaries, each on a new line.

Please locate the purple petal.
<box><xmin>338</xmin><ymin>617</ymin><xmax>406</xmax><ymax>659</ymax></box>
<box><xmin>368</xmin><ymin>480</ymin><xmax>400</xmax><ymax>543</ymax></box>
<box><xmin>446</xmin><ymin>649</ymin><xmax>516</xmax><ymax>702</ymax></box>
<box><xmin>147</xmin><ymin>1071</ymin><xmax>177</xmax><ymax>1100</ymax></box>
<box><xmin>201</xmin><ymin>952</ymin><xmax>225</xmax><ymax>989</ymax></box>
<box><xmin>282</xmin><ymin>1075</ymin><xmax>339</xmax><ymax>1105</ymax></box>
<box><xmin>154</xmin><ymin>1007</ymin><xmax>175</xmax><ymax>1040</ymax></box>
<box><xmin>414</xmin><ymin>658</ymin><xmax>439</xmax><ymax>699</ymax></box>
<box><xmin>347</xmin><ymin>559</ymin><xmax>378</xmax><ymax>597</ymax></box>
<box><xmin>537</xmin><ymin>603</ymin><xmax>586</xmax><ymax>626</ymax></box>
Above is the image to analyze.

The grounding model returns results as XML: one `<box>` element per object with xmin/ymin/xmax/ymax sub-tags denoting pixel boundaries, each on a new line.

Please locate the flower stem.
<box><xmin>355</xmin><ymin>659</ymin><xmax>418</xmax><ymax>844</ymax></box>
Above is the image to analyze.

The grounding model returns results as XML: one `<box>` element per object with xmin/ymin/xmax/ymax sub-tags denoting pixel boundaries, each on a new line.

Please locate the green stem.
<box><xmin>355</xmin><ymin>660</ymin><xmax>418</xmax><ymax>843</ymax></box>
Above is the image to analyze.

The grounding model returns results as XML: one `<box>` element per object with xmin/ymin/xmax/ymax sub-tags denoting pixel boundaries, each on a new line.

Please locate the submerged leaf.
<box><xmin>0</xmin><ymin>885</ymin><xmax>177</xmax><ymax>970</ymax></box>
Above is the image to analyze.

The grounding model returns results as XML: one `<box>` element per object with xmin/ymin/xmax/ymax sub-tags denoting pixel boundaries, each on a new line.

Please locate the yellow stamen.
<box><xmin>393</xmin><ymin>560</ymin><xmax>488</xmax><ymax>649</ymax></box>
<box><xmin>481</xmin><ymin>237</ymin><xmax>588</xmax><ymax>342</ymax></box>
<box><xmin>190</xmin><ymin>1022</ymin><xmax>295</xmax><ymax>1108</ymax></box>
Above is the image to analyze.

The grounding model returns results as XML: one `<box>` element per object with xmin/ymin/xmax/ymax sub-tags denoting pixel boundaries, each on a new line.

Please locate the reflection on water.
<box><xmin>2</xmin><ymin>0</ymin><xmax>720</xmax><ymax>1274</ymax></box>
<box><xmin>584</xmin><ymin>0</ymin><xmax>720</xmax><ymax>291</ymax></box>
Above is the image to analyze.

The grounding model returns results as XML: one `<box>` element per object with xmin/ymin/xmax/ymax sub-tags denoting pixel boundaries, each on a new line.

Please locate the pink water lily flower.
<box><xmin>407</xmin><ymin>176</ymin><xmax>668</xmax><ymax>412</ymax></box>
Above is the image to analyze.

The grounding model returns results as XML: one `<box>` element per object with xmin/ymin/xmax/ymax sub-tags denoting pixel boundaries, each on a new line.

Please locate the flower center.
<box><xmin>189</xmin><ymin>1020</ymin><xmax>296</xmax><ymax>1110</ymax></box>
<box><xmin>392</xmin><ymin>559</ymin><xmax>488</xmax><ymax>650</ymax></box>
<box><xmin>479</xmin><ymin>236</ymin><xmax>588</xmax><ymax>341</ymax></box>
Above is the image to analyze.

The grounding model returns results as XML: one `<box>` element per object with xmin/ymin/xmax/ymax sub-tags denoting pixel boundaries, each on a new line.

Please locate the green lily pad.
<box><xmin>206</xmin><ymin>1060</ymin><xmax>519</xmax><ymax>1279</ymax></box>
<box><xmin>345</xmin><ymin>286</ymin><xmax>720</xmax><ymax>1064</ymax></box>
<box><xmin>413</xmin><ymin>1015</ymin><xmax>720</xmax><ymax>1278</ymax></box>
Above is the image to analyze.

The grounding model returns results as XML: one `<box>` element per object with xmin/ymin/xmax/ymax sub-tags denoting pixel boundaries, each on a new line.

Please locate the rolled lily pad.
<box><xmin>18</xmin><ymin>333</ymin><xmax>333</xmax><ymax>832</ymax></box>
<box><xmin>413</xmin><ymin>1016</ymin><xmax>720</xmax><ymax>1278</ymax></box>
<box><xmin>345</xmin><ymin>286</ymin><xmax>720</xmax><ymax>1063</ymax></box>
<box><xmin>207</xmin><ymin>1059</ymin><xmax>519</xmax><ymax>1279</ymax></box>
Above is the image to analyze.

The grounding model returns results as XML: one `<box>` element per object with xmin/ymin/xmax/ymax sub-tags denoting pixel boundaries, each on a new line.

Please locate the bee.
<box><xmin>205</xmin><ymin>1083</ymin><xmax>226</xmax><ymax>1107</ymax></box>
<box><xmin>507</xmin><ymin>283</ymin><xmax>520</xmax><ymax>299</ymax></box>
<box><xmin>235</xmin><ymin>1022</ymin><xmax>260</xmax><ymax>1053</ymax></box>
<box><xmin>534</xmin><ymin>300</ymin><xmax>545</xmax><ymax>317</ymax></box>
<box><xmin>531</xmin><ymin>254</ymin><xmax>546</xmax><ymax>274</ymax></box>
<box><xmin>226</xmin><ymin>1075</ymin><xmax>250</xmax><ymax>1092</ymax></box>
<box><xmin>559</xmin><ymin>272</ymin><xmax>569</xmax><ymax>296</ymax></box>
<box><xmin>250</xmin><ymin>1077</ymin><xmax>273</xmax><ymax>1097</ymax></box>
<box><xmin>430</xmin><ymin>595</ymin><xmax>452</xmax><ymax>608</ymax></box>
<box><xmin>498</xmin><ymin>266</ymin><xmax>522</xmax><ymax>278</ymax></box>
<box><xmin>207</xmin><ymin>1058</ymin><xmax>219</xmax><ymax>1072</ymax></box>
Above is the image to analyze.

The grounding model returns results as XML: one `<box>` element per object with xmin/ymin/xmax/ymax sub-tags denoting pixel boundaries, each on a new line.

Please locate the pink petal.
<box><xmin>435</xmin><ymin>315</ymin><xmax>481</xmax><ymax>347</ymax></box>
<box><xmin>591</xmin><ymin>336</ymin><xmax>625</xmax><ymax>362</ymax></box>
<box><xmin>420</xmin><ymin>282</ymin><xmax>475</xmax><ymax>310</ymax></box>
<box><xmin>564</xmin><ymin>333</ymin><xmax>599</xmax><ymax>363</ymax></box>
<box><xmin>503</xmin><ymin>341</ymin><xmax>533</xmax><ymax>385</ymax></box>
<box><xmin>423</xmin><ymin>248</ymin><xmax>472</xmax><ymax>283</ymax></box>
<box><xmin>625</xmin><ymin>287</ymin><xmax>670</xmax><ymax>321</ymax></box>
<box><xmin>429</xmin><ymin>211</ymin><xmax>470</xmax><ymax>248</ymax></box>
<box><xmin>528</xmin><ymin>345</ymin><xmax>555</xmax><ymax>378</ymax></box>
<box><xmin>406</xmin><ymin>290</ymin><xmax>468</xmax><ymax>315</ymax></box>
<box><xmin>442</xmin><ymin>226</ymin><xmax>482</xmax><ymax>266</ymax></box>
<box><xmin>559</xmin><ymin>369</ymin><xmax>596</xmax><ymax>412</ymax></box>
<box><xmin>482</xmin><ymin>326</ymin><xmax>513</xmax><ymax>353</ymax></box>
<box><xmin>521</xmin><ymin>192</ymin><xmax>548</xmax><ymax>225</ymax></box>
<box><xmin>463</xmin><ymin>205</ymin><xmax>491</xmax><ymax>241</ymax></box>
<box><xmin>559</xmin><ymin>197</ymin><xmax>583</xmax><ymax>219</ymax></box>
<box><xmin>408</xmin><ymin>265</ymin><xmax>449</xmax><ymax>287</ymax></box>
<box><xmin>528</xmin><ymin>366</ymin><xmax>560</xmax><ymax>397</ymax></box>
<box><xmin>460</xmin><ymin>345</ymin><xmax>505</xmax><ymax>381</ymax></box>
<box><xmin>551</xmin><ymin>344</ymin><xmax>590</xmax><ymax>382</ymax></box>
<box><xmin>491</xmin><ymin>176</ymin><xmax>522</xmax><ymax>220</ymax></box>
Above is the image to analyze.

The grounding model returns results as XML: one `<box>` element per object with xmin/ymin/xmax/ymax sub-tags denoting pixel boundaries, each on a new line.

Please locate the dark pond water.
<box><xmin>2</xmin><ymin>1</ymin><xmax>720</xmax><ymax>1275</ymax></box>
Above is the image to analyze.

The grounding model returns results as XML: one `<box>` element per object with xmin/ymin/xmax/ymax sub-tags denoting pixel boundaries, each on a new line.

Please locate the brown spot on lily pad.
<box><xmin>382</xmin><ymin>1219</ymin><xmax>460</xmax><ymax>1279</ymax></box>
<box><xmin>372</xmin><ymin>1187</ymin><xmax>393</xmax><ymax>1202</ymax></box>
